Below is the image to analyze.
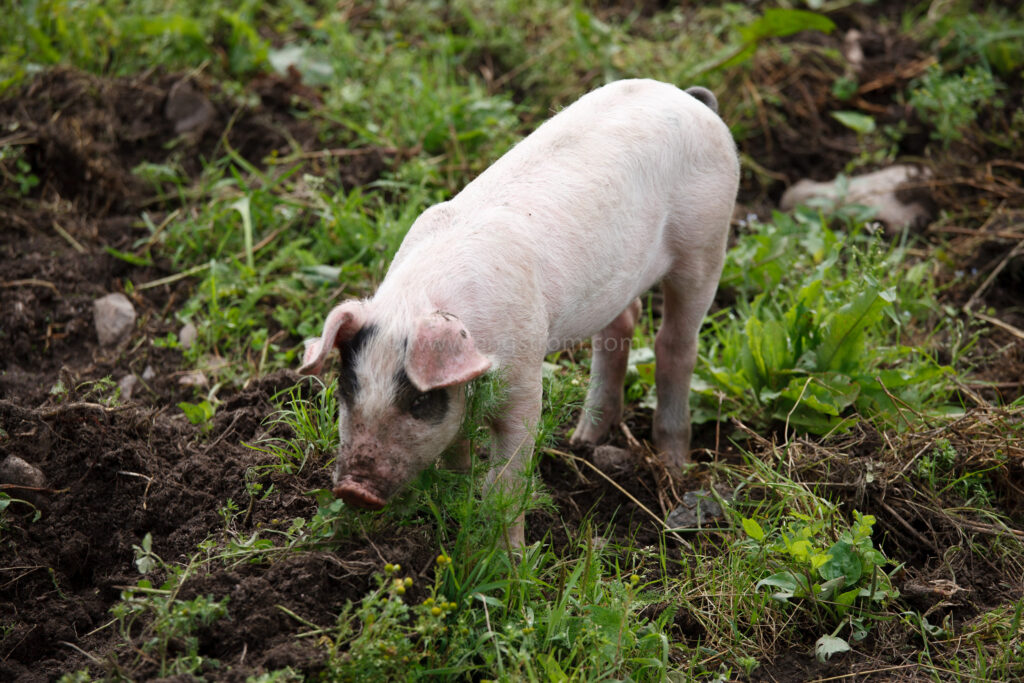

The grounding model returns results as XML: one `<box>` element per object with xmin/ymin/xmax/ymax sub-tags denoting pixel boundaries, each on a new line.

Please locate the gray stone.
<box><xmin>1</xmin><ymin>455</ymin><xmax>48</xmax><ymax>507</ymax></box>
<box><xmin>591</xmin><ymin>444</ymin><xmax>632</xmax><ymax>471</ymax></box>
<box><xmin>118</xmin><ymin>374</ymin><xmax>138</xmax><ymax>401</ymax></box>
<box><xmin>178</xmin><ymin>322</ymin><xmax>198</xmax><ymax>350</ymax></box>
<box><xmin>94</xmin><ymin>293</ymin><xmax>136</xmax><ymax>347</ymax></box>
<box><xmin>178</xmin><ymin>370</ymin><xmax>208</xmax><ymax>387</ymax></box>
<box><xmin>666</xmin><ymin>489</ymin><xmax>726</xmax><ymax>530</ymax></box>
<box><xmin>165</xmin><ymin>78</ymin><xmax>216</xmax><ymax>140</ymax></box>
<box><xmin>780</xmin><ymin>165</ymin><xmax>932</xmax><ymax>234</ymax></box>
<box><xmin>0</xmin><ymin>455</ymin><xmax>47</xmax><ymax>490</ymax></box>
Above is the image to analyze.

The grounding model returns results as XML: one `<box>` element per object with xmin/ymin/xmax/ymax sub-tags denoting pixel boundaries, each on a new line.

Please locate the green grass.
<box><xmin>244</xmin><ymin>377</ymin><xmax>340</xmax><ymax>474</ymax></box>
<box><xmin>8</xmin><ymin>0</ymin><xmax>1024</xmax><ymax>680</ymax></box>
<box><xmin>308</xmin><ymin>541</ymin><xmax>672</xmax><ymax>680</ymax></box>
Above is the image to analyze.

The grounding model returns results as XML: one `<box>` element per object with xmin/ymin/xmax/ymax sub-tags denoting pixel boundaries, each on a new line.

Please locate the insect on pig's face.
<box><xmin>330</xmin><ymin>328</ymin><xmax>467</xmax><ymax>510</ymax></box>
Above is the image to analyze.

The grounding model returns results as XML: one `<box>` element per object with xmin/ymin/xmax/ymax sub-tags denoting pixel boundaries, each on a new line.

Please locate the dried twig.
<box><xmin>138</xmin><ymin>226</ymin><xmax>286</xmax><ymax>290</ymax></box>
<box><xmin>968</xmin><ymin>311</ymin><xmax>1024</xmax><ymax>341</ymax></box>
<box><xmin>857</xmin><ymin>55</ymin><xmax>937</xmax><ymax>94</ymax></box>
<box><xmin>619</xmin><ymin>421</ymin><xmax>642</xmax><ymax>451</ymax></box>
<box><xmin>933</xmin><ymin>226</ymin><xmax>1024</xmax><ymax>241</ymax></box>
<box><xmin>297</xmin><ymin>145</ymin><xmax>408</xmax><ymax>160</ymax></box>
<box><xmin>0</xmin><ymin>399</ymin><xmax>132</xmax><ymax>422</ymax></box>
<box><xmin>0</xmin><ymin>279</ymin><xmax>60</xmax><ymax>296</ymax></box>
<box><xmin>878</xmin><ymin>499</ymin><xmax>939</xmax><ymax>553</ymax></box>
<box><xmin>958</xmin><ymin>238</ymin><xmax>1024</xmax><ymax>340</ymax></box>
<box><xmin>0</xmin><ymin>483</ymin><xmax>67</xmax><ymax>494</ymax></box>
<box><xmin>52</xmin><ymin>220</ymin><xmax>86</xmax><ymax>254</ymax></box>
<box><xmin>116</xmin><ymin>471</ymin><xmax>155</xmax><ymax>511</ymax></box>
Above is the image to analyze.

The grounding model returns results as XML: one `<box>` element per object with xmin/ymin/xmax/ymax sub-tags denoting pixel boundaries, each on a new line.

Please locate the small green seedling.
<box><xmin>178</xmin><ymin>400</ymin><xmax>216</xmax><ymax>433</ymax></box>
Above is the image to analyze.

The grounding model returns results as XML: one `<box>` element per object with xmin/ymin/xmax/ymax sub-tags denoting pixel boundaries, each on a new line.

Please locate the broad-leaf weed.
<box><xmin>694</xmin><ymin>209</ymin><xmax>954</xmax><ymax>434</ymax></box>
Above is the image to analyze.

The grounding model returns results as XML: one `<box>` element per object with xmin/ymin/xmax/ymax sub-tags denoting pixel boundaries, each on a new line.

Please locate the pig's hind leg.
<box><xmin>570</xmin><ymin>298</ymin><xmax>642</xmax><ymax>448</ymax></box>
<box><xmin>652</xmin><ymin>264</ymin><xmax>722</xmax><ymax>476</ymax></box>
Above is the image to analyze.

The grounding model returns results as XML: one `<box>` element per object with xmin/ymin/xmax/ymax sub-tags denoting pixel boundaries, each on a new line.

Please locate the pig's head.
<box><xmin>299</xmin><ymin>301</ymin><xmax>491</xmax><ymax>509</ymax></box>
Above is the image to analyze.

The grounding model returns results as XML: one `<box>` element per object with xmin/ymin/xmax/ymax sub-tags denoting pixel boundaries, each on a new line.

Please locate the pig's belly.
<box><xmin>543</xmin><ymin>257</ymin><xmax>669</xmax><ymax>353</ymax></box>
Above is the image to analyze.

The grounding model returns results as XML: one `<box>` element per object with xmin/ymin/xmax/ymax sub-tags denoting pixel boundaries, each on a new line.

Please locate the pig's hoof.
<box><xmin>568</xmin><ymin>431</ymin><xmax>590</xmax><ymax>448</ymax></box>
<box><xmin>570</xmin><ymin>421</ymin><xmax>609</xmax><ymax>448</ymax></box>
<box><xmin>658</xmin><ymin>449</ymin><xmax>695</xmax><ymax>483</ymax></box>
<box><xmin>333</xmin><ymin>481</ymin><xmax>386</xmax><ymax>510</ymax></box>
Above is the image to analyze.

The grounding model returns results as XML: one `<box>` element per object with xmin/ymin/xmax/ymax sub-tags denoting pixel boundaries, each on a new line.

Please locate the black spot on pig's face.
<box><xmin>409</xmin><ymin>389</ymin><xmax>449</xmax><ymax>423</ymax></box>
<box><xmin>394</xmin><ymin>370</ymin><xmax>449</xmax><ymax>424</ymax></box>
<box><xmin>338</xmin><ymin>324</ymin><xmax>377</xmax><ymax>405</ymax></box>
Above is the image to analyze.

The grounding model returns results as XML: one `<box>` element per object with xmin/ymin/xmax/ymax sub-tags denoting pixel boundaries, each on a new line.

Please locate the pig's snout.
<box><xmin>333</xmin><ymin>478</ymin><xmax>386</xmax><ymax>510</ymax></box>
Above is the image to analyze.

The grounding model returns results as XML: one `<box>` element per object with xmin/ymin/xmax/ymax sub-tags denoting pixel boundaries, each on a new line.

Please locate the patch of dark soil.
<box><xmin>648</xmin><ymin>601</ymin><xmax>706</xmax><ymax>648</ymax></box>
<box><xmin>534</xmin><ymin>453</ymin><xmax>667</xmax><ymax>552</ymax></box>
<box><xmin>0</xmin><ymin>371</ymin><xmax>328</xmax><ymax>680</ymax></box>
<box><xmin>752</xmin><ymin>649</ymin><xmax>905</xmax><ymax>683</ymax></box>
<box><xmin>535</xmin><ymin>405</ymin><xmax>728</xmax><ymax>555</ymax></box>
<box><xmin>173</xmin><ymin>537</ymin><xmax>435</xmax><ymax>682</ymax></box>
<box><xmin>0</xmin><ymin>232</ymin><xmax>187</xmax><ymax>408</ymax></box>
<box><xmin>0</xmin><ymin>67</ymin><xmax>388</xmax><ymax>408</ymax></box>
<box><xmin>3</xmin><ymin>67</ymin><xmax>334</xmax><ymax>213</ymax></box>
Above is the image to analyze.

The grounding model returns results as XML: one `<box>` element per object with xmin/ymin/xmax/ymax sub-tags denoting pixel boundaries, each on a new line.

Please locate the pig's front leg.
<box><xmin>486</xmin><ymin>368</ymin><xmax>543</xmax><ymax>548</ymax></box>
<box><xmin>570</xmin><ymin>298</ymin><xmax>641</xmax><ymax>447</ymax></box>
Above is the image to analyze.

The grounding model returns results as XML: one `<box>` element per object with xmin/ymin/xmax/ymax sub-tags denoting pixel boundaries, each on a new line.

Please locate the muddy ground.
<box><xmin>2</xmin><ymin>9</ymin><xmax>1023</xmax><ymax>682</ymax></box>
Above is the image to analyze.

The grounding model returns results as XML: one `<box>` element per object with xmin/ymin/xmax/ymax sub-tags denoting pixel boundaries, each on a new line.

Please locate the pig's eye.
<box><xmin>410</xmin><ymin>391</ymin><xmax>433</xmax><ymax>411</ymax></box>
<box><xmin>408</xmin><ymin>389</ymin><xmax>448</xmax><ymax>422</ymax></box>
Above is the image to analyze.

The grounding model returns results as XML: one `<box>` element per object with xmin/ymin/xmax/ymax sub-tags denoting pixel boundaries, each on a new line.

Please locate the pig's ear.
<box><xmin>406</xmin><ymin>312</ymin><xmax>491</xmax><ymax>391</ymax></box>
<box><xmin>299</xmin><ymin>301</ymin><xmax>367</xmax><ymax>376</ymax></box>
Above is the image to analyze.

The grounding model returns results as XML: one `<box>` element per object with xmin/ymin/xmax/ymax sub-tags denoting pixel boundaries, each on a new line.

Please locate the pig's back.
<box><xmin>446</xmin><ymin>79</ymin><xmax>738</xmax><ymax>347</ymax></box>
<box><xmin>465</xmin><ymin>79</ymin><xmax>735</xmax><ymax>197</ymax></box>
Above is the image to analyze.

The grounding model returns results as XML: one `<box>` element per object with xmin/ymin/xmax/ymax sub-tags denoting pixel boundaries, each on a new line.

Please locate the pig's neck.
<box><xmin>373</xmin><ymin>233</ymin><xmax>504</xmax><ymax>318</ymax></box>
<box><xmin>370</xmin><ymin>281</ymin><xmax>434</xmax><ymax>320</ymax></box>
<box><xmin>369</xmin><ymin>209</ymin><xmax>550</xmax><ymax>364</ymax></box>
